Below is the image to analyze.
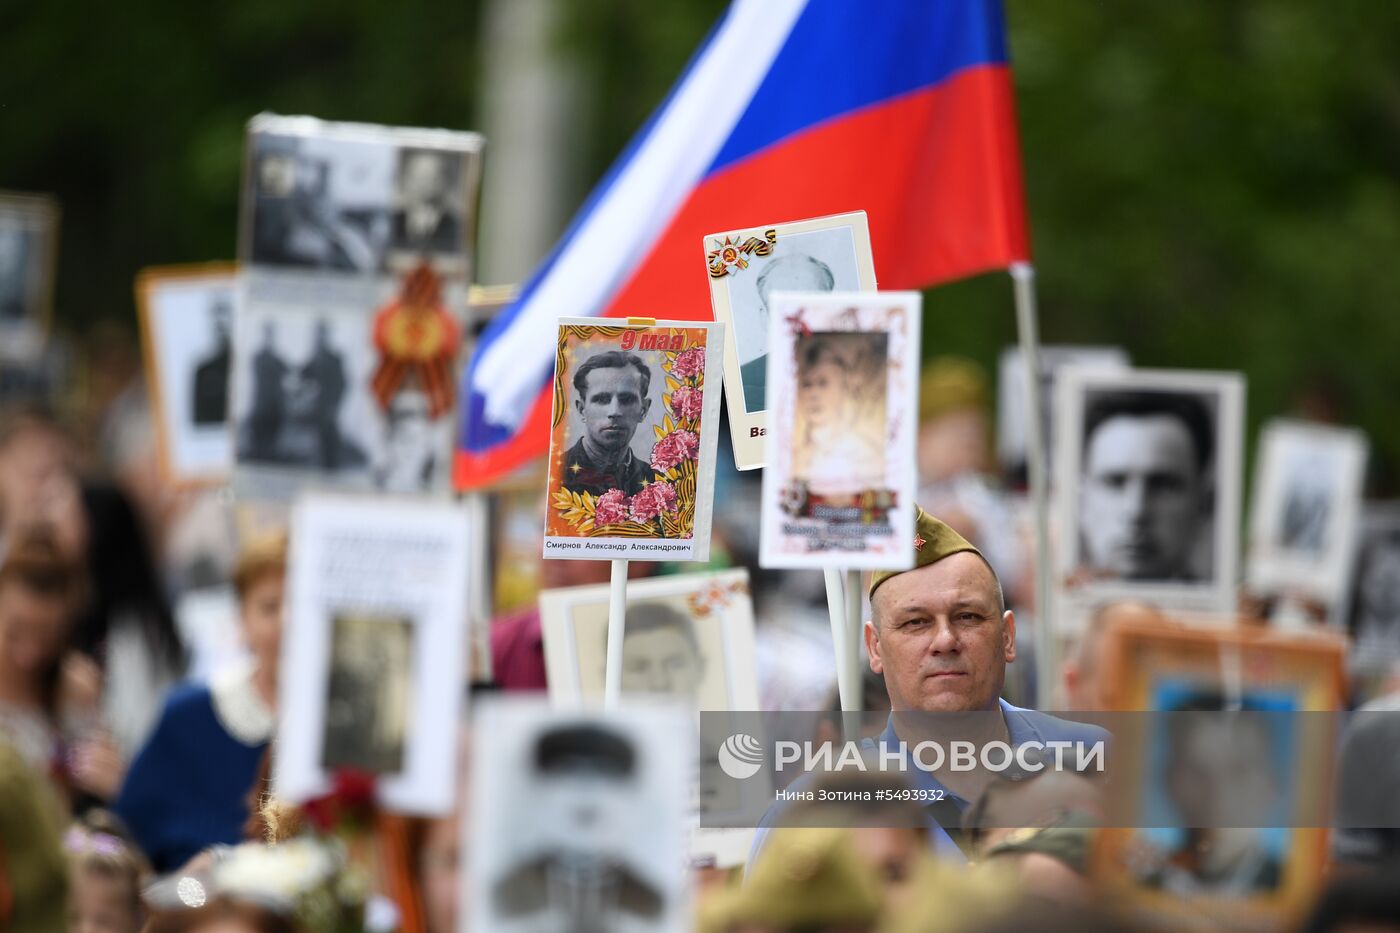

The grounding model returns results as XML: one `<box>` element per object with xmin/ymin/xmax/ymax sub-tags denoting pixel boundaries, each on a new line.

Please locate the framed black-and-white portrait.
<box><xmin>1343</xmin><ymin>503</ymin><xmax>1400</xmax><ymax>674</ymax></box>
<box><xmin>0</xmin><ymin>191</ymin><xmax>59</xmax><ymax>341</ymax></box>
<box><xmin>1246</xmin><ymin>420</ymin><xmax>1368</xmax><ymax>608</ymax></box>
<box><xmin>468</xmin><ymin>700</ymin><xmax>692</xmax><ymax>933</ymax></box>
<box><xmin>1054</xmin><ymin>367</ymin><xmax>1245</xmax><ymax>614</ymax></box>
<box><xmin>240</xmin><ymin>114</ymin><xmax>483</xmax><ymax>280</ymax></box>
<box><xmin>274</xmin><ymin>495</ymin><xmax>471</xmax><ymax>815</ymax></box>
<box><xmin>229</xmin><ymin>293</ymin><xmax>459</xmax><ymax>500</ymax></box>
<box><xmin>540</xmin><ymin>569</ymin><xmax>759</xmax><ymax>710</ymax></box>
<box><xmin>996</xmin><ymin>344</ymin><xmax>1129</xmax><ymax>488</ymax></box>
<box><xmin>136</xmin><ymin>263</ymin><xmax>237</xmax><ymax>485</ymax></box>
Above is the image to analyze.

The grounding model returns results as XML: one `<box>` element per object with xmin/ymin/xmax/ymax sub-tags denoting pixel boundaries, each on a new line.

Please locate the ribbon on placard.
<box><xmin>706</xmin><ymin>228</ymin><xmax>778</xmax><ymax>278</ymax></box>
<box><xmin>371</xmin><ymin>263</ymin><xmax>460</xmax><ymax>418</ymax></box>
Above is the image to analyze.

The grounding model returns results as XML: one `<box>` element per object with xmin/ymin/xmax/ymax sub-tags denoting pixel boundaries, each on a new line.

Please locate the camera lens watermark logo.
<box><xmin>718</xmin><ymin>733</ymin><xmax>764</xmax><ymax>780</ymax></box>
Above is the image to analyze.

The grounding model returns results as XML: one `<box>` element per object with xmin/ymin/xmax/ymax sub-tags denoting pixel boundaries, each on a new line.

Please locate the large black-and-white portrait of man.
<box><xmin>1058</xmin><ymin>369</ymin><xmax>1243</xmax><ymax>606</ymax></box>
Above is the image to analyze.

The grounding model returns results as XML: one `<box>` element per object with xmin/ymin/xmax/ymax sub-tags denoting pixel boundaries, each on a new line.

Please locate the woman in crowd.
<box><xmin>114</xmin><ymin>532</ymin><xmax>285</xmax><ymax>872</ymax></box>
<box><xmin>0</xmin><ymin>528</ymin><xmax>121</xmax><ymax>803</ymax></box>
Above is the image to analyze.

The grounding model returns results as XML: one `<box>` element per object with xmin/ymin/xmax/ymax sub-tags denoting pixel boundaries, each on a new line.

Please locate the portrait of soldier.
<box><xmin>617</xmin><ymin>601</ymin><xmax>706</xmax><ymax>700</ymax></box>
<box><xmin>1077</xmin><ymin>390</ymin><xmax>1216</xmax><ymax>582</ymax></box>
<box><xmin>391</xmin><ymin>148</ymin><xmax>462</xmax><ymax>255</ymax></box>
<box><xmin>1143</xmin><ymin>695</ymin><xmax>1284</xmax><ymax>896</ymax></box>
<box><xmin>492</xmin><ymin>723</ymin><xmax>665</xmax><ymax>932</ymax></box>
<box><xmin>563</xmin><ymin>350</ymin><xmax>655</xmax><ymax>498</ymax></box>
<box><xmin>190</xmin><ymin>296</ymin><xmax>232</xmax><ymax>426</ymax></box>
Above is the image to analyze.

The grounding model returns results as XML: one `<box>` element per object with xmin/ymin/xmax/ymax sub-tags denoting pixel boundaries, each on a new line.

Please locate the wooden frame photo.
<box><xmin>1093</xmin><ymin>619</ymin><xmax>1345</xmax><ymax>929</ymax></box>
<box><xmin>136</xmin><ymin>263</ymin><xmax>238</xmax><ymax>486</ymax></box>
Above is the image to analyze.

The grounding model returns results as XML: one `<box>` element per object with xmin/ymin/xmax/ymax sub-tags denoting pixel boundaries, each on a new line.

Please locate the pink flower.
<box><xmin>629</xmin><ymin>481</ymin><xmax>678</xmax><ymax>522</ymax></box>
<box><xmin>594</xmin><ymin>488</ymin><xmax>629</xmax><ymax>525</ymax></box>
<box><xmin>670</xmin><ymin>346</ymin><xmax>706</xmax><ymax>380</ymax></box>
<box><xmin>670</xmin><ymin>385</ymin><xmax>703</xmax><ymax>421</ymax></box>
<box><xmin>650</xmin><ymin>429</ymin><xmax>699</xmax><ymax>472</ymax></box>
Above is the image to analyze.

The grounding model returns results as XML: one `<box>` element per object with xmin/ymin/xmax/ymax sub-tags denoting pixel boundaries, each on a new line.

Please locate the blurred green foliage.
<box><xmin>3</xmin><ymin>0</ymin><xmax>1399</xmax><ymax>487</ymax></box>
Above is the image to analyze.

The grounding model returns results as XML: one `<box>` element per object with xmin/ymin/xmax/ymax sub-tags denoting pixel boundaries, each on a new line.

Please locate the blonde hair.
<box><xmin>232</xmin><ymin>531</ymin><xmax>288</xmax><ymax>601</ymax></box>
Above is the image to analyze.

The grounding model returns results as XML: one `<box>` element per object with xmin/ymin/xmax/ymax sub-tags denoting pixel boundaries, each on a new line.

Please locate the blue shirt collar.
<box><xmin>874</xmin><ymin>698</ymin><xmax>1045</xmax><ymax>807</ymax></box>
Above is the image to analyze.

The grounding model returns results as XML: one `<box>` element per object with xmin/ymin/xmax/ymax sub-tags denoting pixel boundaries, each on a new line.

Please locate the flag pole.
<box><xmin>1010</xmin><ymin>262</ymin><xmax>1055</xmax><ymax>709</ymax></box>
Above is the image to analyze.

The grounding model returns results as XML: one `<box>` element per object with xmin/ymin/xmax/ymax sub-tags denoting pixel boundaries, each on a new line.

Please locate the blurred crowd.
<box><xmin>0</xmin><ymin>342</ymin><xmax>1398</xmax><ymax>933</ymax></box>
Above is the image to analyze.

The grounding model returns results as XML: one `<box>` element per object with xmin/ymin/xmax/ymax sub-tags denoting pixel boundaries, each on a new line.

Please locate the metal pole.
<box><xmin>464</xmin><ymin>491</ymin><xmax>494</xmax><ymax>683</ymax></box>
<box><xmin>603</xmin><ymin>558</ymin><xmax>629</xmax><ymax>708</ymax></box>
<box><xmin>843</xmin><ymin>569</ymin><xmax>864</xmax><ymax>712</ymax></box>
<box><xmin>1010</xmin><ymin>261</ymin><xmax>1056</xmax><ymax>709</ymax></box>
<box><xmin>823</xmin><ymin>569</ymin><xmax>853</xmax><ymax>710</ymax></box>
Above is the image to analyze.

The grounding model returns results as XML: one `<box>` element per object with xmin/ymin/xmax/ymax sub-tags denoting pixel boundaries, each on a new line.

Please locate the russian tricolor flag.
<box><xmin>456</xmin><ymin>0</ymin><xmax>1030</xmax><ymax>489</ymax></box>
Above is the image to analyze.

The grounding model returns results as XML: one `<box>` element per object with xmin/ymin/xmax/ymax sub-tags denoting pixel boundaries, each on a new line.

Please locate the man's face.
<box><xmin>575</xmin><ymin>365</ymin><xmax>650</xmax><ymax>455</ymax></box>
<box><xmin>752</xmin><ymin>258</ymin><xmax>833</xmax><ymax>358</ymax></box>
<box><xmin>1167</xmin><ymin>717</ymin><xmax>1275</xmax><ymax>826</ymax></box>
<box><xmin>0</xmin><ymin>582</ymin><xmax>70</xmax><ymax>677</ymax></box>
<box><xmin>1079</xmin><ymin>414</ymin><xmax>1206</xmax><ymax>580</ymax></box>
<box><xmin>866</xmin><ymin>553</ymin><xmax>1014</xmax><ymax>712</ymax></box>
<box><xmin>402</xmin><ymin>153</ymin><xmax>448</xmax><ymax>205</ymax></box>
<box><xmin>621</xmin><ymin>626</ymin><xmax>703</xmax><ymax>697</ymax></box>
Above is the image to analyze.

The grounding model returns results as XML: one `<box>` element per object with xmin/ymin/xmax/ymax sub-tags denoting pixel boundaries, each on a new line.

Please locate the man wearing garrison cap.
<box><xmin>750</xmin><ymin>506</ymin><xmax>1105</xmax><ymax>866</ymax></box>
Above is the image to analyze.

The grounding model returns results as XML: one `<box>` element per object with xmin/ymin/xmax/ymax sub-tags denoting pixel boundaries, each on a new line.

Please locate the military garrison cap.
<box><xmin>868</xmin><ymin>506</ymin><xmax>984</xmax><ymax>598</ymax></box>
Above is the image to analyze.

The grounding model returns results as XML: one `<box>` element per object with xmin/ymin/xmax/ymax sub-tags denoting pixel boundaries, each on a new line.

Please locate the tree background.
<box><xmin>3</xmin><ymin>0</ymin><xmax>1398</xmax><ymax>489</ymax></box>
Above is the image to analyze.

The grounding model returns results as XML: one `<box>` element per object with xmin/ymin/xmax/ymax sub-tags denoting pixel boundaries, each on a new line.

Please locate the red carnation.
<box><xmin>629</xmin><ymin>481</ymin><xmax>678</xmax><ymax>522</ymax></box>
<box><xmin>594</xmin><ymin>488</ymin><xmax>629</xmax><ymax>525</ymax></box>
<box><xmin>650</xmin><ymin>430</ymin><xmax>699</xmax><ymax>472</ymax></box>
<box><xmin>670</xmin><ymin>347</ymin><xmax>706</xmax><ymax>380</ymax></box>
<box><xmin>670</xmin><ymin>385</ymin><xmax>703</xmax><ymax>421</ymax></box>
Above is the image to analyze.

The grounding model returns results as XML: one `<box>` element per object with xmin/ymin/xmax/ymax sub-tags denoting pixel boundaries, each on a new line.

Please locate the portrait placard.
<box><xmin>229</xmin><ymin>281</ymin><xmax>463</xmax><ymax>500</ymax></box>
<box><xmin>540</xmin><ymin>569</ymin><xmax>758</xmax><ymax>710</ymax></box>
<box><xmin>240</xmin><ymin>114</ymin><xmax>483</xmax><ymax>281</ymax></box>
<box><xmin>0</xmin><ymin>191</ymin><xmax>59</xmax><ymax>346</ymax></box>
<box><xmin>468</xmin><ymin>699</ymin><xmax>692</xmax><ymax>933</ymax></box>
<box><xmin>758</xmin><ymin>291</ymin><xmax>920</xmax><ymax>570</ymax></box>
<box><xmin>996</xmin><ymin>344</ymin><xmax>1129</xmax><ymax>487</ymax></box>
<box><xmin>274</xmin><ymin>494</ymin><xmax>471</xmax><ymax>815</ymax></box>
<box><xmin>1246</xmin><ymin>419</ymin><xmax>1368</xmax><ymax>609</ymax></box>
<box><xmin>1342</xmin><ymin>502</ymin><xmax>1400</xmax><ymax>675</ymax></box>
<box><xmin>703</xmin><ymin>211</ymin><xmax>877</xmax><ymax>470</ymax></box>
<box><xmin>543</xmin><ymin>317</ymin><xmax>724</xmax><ymax>562</ymax></box>
<box><xmin>1094</xmin><ymin>620</ymin><xmax>1344</xmax><ymax>929</ymax></box>
<box><xmin>233</xmin><ymin>115</ymin><xmax>481</xmax><ymax>503</ymax></box>
<box><xmin>136</xmin><ymin>263</ymin><xmax>237</xmax><ymax>485</ymax></box>
<box><xmin>1054</xmin><ymin>367</ymin><xmax>1245</xmax><ymax>622</ymax></box>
